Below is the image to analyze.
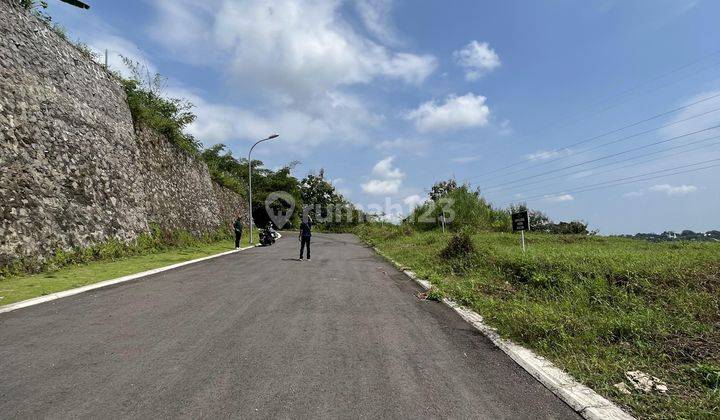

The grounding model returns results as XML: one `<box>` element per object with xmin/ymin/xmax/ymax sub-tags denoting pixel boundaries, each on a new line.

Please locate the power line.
<box><xmin>499</xmin><ymin>159</ymin><xmax>720</xmax><ymax>206</ymax></box>
<box><xmin>475</xmin><ymin>49</ymin><xmax>720</xmax><ymax>168</ymax></box>
<box><xmin>544</xmin><ymin>57</ymin><xmax>720</xmax><ymax>134</ymax></box>
<box><xmin>483</xmin><ymin>136</ymin><xmax>720</xmax><ymax>199</ymax></box>
<box><xmin>469</xmin><ymin>103</ymin><xmax>720</xmax><ymax>185</ymax></box>
<box><xmin>465</xmin><ymin>91</ymin><xmax>720</xmax><ymax>182</ymax></box>
<box><xmin>550</xmin><ymin>108</ymin><xmax>720</xmax><ymax>162</ymax></box>
<box><xmin>481</xmin><ymin>125</ymin><xmax>720</xmax><ymax>191</ymax></box>
<box><xmin>484</xmin><ymin>135</ymin><xmax>720</xmax><ymax>199</ymax></box>
<box><xmin>518</xmin><ymin>157</ymin><xmax>720</xmax><ymax>200</ymax></box>
<box><xmin>564</xmin><ymin>50</ymin><xmax>720</xmax><ymax>118</ymax></box>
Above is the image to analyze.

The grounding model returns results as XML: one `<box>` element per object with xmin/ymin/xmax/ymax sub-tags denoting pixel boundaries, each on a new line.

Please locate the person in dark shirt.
<box><xmin>233</xmin><ymin>216</ymin><xmax>243</xmax><ymax>249</ymax></box>
<box><xmin>299</xmin><ymin>216</ymin><xmax>312</xmax><ymax>261</ymax></box>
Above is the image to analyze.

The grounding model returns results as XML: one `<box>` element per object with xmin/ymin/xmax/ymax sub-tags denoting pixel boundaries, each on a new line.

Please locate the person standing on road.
<box><xmin>299</xmin><ymin>216</ymin><xmax>312</xmax><ymax>261</ymax></box>
<box><xmin>233</xmin><ymin>216</ymin><xmax>243</xmax><ymax>249</ymax></box>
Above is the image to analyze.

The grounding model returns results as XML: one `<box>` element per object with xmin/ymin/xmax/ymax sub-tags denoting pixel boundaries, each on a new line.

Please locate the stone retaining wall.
<box><xmin>0</xmin><ymin>0</ymin><xmax>246</xmax><ymax>268</ymax></box>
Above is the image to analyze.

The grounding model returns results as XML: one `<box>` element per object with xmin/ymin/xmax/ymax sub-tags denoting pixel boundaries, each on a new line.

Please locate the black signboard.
<box><xmin>512</xmin><ymin>211</ymin><xmax>529</xmax><ymax>232</ymax></box>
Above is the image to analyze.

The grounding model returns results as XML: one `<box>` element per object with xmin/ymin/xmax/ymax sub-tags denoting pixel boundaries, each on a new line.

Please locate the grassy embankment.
<box><xmin>356</xmin><ymin>224</ymin><xmax>720</xmax><ymax>419</ymax></box>
<box><xmin>0</xmin><ymin>229</ymin><xmax>256</xmax><ymax>307</ymax></box>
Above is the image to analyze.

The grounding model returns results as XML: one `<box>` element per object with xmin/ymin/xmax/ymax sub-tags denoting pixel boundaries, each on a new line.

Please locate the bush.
<box><xmin>122</xmin><ymin>78</ymin><xmax>200</xmax><ymax>155</ymax></box>
<box><xmin>440</xmin><ymin>230</ymin><xmax>475</xmax><ymax>259</ymax></box>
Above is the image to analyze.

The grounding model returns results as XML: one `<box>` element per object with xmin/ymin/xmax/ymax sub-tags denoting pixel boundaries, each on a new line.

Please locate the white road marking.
<box><xmin>0</xmin><ymin>245</ymin><xmax>255</xmax><ymax>315</ymax></box>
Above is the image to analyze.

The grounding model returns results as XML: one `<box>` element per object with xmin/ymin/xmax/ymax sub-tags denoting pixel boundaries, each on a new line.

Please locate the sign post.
<box><xmin>511</xmin><ymin>210</ymin><xmax>529</xmax><ymax>253</ymax></box>
<box><xmin>440</xmin><ymin>214</ymin><xmax>446</xmax><ymax>234</ymax></box>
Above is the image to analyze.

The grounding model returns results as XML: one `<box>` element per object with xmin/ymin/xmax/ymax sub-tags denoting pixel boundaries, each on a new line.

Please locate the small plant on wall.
<box><xmin>120</xmin><ymin>57</ymin><xmax>202</xmax><ymax>156</ymax></box>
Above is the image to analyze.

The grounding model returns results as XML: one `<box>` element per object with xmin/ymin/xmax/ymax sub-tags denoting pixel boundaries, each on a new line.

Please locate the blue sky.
<box><xmin>48</xmin><ymin>0</ymin><xmax>720</xmax><ymax>234</ymax></box>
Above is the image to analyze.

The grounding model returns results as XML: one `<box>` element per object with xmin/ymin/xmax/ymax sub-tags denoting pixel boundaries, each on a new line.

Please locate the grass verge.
<box><xmin>0</xmin><ymin>231</ymin><xmax>255</xmax><ymax>307</ymax></box>
<box><xmin>356</xmin><ymin>224</ymin><xmax>720</xmax><ymax>419</ymax></box>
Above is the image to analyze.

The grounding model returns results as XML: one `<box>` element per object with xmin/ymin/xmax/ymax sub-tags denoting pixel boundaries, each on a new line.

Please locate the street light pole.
<box><xmin>248</xmin><ymin>134</ymin><xmax>279</xmax><ymax>244</ymax></box>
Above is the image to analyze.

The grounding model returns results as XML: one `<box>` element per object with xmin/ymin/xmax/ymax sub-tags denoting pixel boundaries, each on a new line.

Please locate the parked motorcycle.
<box><xmin>259</xmin><ymin>226</ymin><xmax>277</xmax><ymax>246</ymax></box>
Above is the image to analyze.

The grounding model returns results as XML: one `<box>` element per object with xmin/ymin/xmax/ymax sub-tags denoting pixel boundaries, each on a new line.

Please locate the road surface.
<box><xmin>0</xmin><ymin>233</ymin><xmax>579</xmax><ymax>419</ymax></box>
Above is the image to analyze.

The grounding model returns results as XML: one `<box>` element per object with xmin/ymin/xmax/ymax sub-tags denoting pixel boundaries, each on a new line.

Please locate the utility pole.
<box><xmin>248</xmin><ymin>134</ymin><xmax>279</xmax><ymax>244</ymax></box>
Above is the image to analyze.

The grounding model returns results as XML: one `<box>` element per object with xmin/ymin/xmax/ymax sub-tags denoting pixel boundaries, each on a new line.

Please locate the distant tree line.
<box><xmin>619</xmin><ymin>230</ymin><xmax>720</xmax><ymax>242</ymax></box>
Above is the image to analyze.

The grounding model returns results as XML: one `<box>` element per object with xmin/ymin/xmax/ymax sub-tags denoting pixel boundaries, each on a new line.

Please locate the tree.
<box><xmin>429</xmin><ymin>179</ymin><xmax>458</xmax><ymax>201</ymax></box>
<box><xmin>299</xmin><ymin>172</ymin><xmax>363</xmax><ymax>230</ymax></box>
<box><xmin>200</xmin><ymin>144</ymin><xmax>246</xmax><ymax>195</ymax></box>
<box><xmin>248</xmin><ymin>162</ymin><xmax>302</xmax><ymax>229</ymax></box>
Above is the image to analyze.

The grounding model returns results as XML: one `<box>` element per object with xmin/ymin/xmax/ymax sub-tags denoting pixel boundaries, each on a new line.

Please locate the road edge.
<box><xmin>371</xmin><ymin>246</ymin><xmax>635</xmax><ymax>420</ymax></box>
<box><xmin>0</xmin><ymin>245</ymin><xmax>256</xmax><ymax>315</ymax></box>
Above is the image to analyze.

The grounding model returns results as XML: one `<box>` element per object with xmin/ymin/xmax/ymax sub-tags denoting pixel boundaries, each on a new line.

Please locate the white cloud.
<box><xmin>355</xmin><ymin>0</ymin><xmax>401</xmax><ymax>45</ymax></box>
<box><xmin>376</xmin><ymin>138</ymin><xmax>429</xmax><ymax>155</ymax></box>
<box><xmin>361</xmin><ymin>179</ymin><xmax>402</xmax><ymax>194</ymax></box>
<box><xmin>403</xmin><ymin>194</ymin><xmax>427</xmax><ymax>209</ymax></box>
<box><xmin>362</xmin><ymin>156</ymin><xmax>405</xmax><ymax>195</ymax></box>
<box><xmin>451</xmin><ymin>155</ymin><xmax>482</xmax><ymax>163</ymax></box>
<box><xmin>147</xmin><ymin>1</ymin><xmax>215</xmax><ymax>62</ymax></box>
<box><xmin>498</xmin><ymin>119</ymin><xmax>513</xmax><ymax>136</ymax></box>
<box><xmin>371</xmin><ymin>156</ymin><xmax>405</xmax><ymax>179</ymax></box>
<box><xmin>166</xmin><ymin>87</ymin><xmax>382</xmax><ymax>151</ymax></box>
<box><xmin>88</xmin><ymin>35</ymin><xmax>156</xmax><ymax>79</ymax></box>
<box><xmin>52</xmin><ymin>1</ymin><xmax>374</xmax><ymax>152</ymax></box>
<box><xmin>649</xmin><ymin>184</ymin><xmax>699</xmax><ymax>196</ymax></box>
<box><xmin>544</xmin><ymin>194</ymin><xmax>574</xmax><ymax>202</ymax></box>
<box><xmin>149</xmin><ymin>0</ymin><xmax>436</xmax><ymax>102</ymax></box>
<box><xmin>379</xmin><ymin>53</ymin><xmax>437</xmax><ymax>85</ymax></box>
<box><xmin>168</xmin><ymin>88</ymin><xmax>327</xmax><ymax>146</ymax></box>
<box><xmin>623</xmin><ymin>190</ymin><xmax>645</xmax><ymax>198</ymax></box>
<box><xmin>453</xmin><ymin>40</ymin><xmax>501</xmax><ymax>81</ymax></box>
<box><xmin>526</xmin><ymin>148</ymin><xmax>573</xmax><ymax>161</ymax></box>
<box><xmin>144</xmin><ymin>0</ymin><xmax>435</xmax><ymax>152</ymax></box>
<box><xmin>406</xmin><ymin>93</ymin><xmax>491</xmax><ymax>133</ymax></box>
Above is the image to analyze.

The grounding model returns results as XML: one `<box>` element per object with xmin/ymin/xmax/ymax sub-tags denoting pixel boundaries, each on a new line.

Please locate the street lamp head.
<box><xmin>268</xmin><ymin>134</ymin><xmax>279</xmax><ymax>139</ymax></box>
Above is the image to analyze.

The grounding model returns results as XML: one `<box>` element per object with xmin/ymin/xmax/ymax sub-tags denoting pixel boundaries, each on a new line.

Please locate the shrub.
<box><xmin>122</xmin><ymin>78</ymin><xmax>200</xmax><ymax>155</ymax></box>
<box><xmin>440</xmin><ymin>230</ymin><xmax>475</xmax><ymax>259</ymax></box>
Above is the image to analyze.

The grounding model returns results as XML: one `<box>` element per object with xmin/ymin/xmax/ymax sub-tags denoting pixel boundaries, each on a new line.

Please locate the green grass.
<box><xmin>0</xmin><ymin>232</ymin><xmax>255</xmax><ymax>307</ymax></box>
<box><xmin>356</xmin><ymin>224</ymin><xmax>720</xmax><ymax>419</ymax></box>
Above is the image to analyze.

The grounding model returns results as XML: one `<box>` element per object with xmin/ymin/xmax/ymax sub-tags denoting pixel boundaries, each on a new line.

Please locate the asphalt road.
<box><xmin>0</xmin><ymin>233</ymin><xmax>579</xmax><ymax>419</ymax></box>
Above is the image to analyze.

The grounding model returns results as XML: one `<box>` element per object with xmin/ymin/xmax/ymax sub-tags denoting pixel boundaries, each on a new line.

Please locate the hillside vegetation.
<box><xmin>356</xmin><ymin>226</ymin><xmax>720</xmax><ymax>418</ymax></box>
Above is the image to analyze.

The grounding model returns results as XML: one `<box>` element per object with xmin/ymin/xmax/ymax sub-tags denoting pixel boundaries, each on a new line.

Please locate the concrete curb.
<box><xmin>0</xmin><ymin>245</ymin><xmax>255</xmax><ymax>315</ymax></box>
<box><xmin>372</xmin><ymin>247</ymin><xmax>634</xmax><ymax>420</ymax></box>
